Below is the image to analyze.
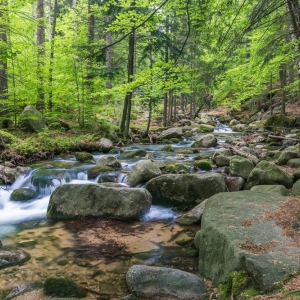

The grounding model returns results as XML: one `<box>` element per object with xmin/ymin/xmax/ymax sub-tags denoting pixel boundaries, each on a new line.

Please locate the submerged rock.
<box><xmin>126</xmin><ymin>265</ymin><xmax>206</xmax><ymax>299</ymax></box>
<box><xmin>47</xmin><ymin>183</ymin><xmax>152</xmax><ymax>220</ymax></box>
<box><xmin>10</xmin><ymin>187</ymin><xmax>37</xmax><ymax>201</ymax></box>
<box><xmin>0</xmin><ymin>250</ymin><xmax>30</xmax><ymax>269</ymax></box>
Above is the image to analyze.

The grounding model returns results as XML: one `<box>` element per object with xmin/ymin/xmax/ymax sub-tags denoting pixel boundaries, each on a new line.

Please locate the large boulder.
<box><xmin>126</xmin><ymin>160</ymin><xmax>162</xmax><ymax>187</ymax></box>
<box><xmin>245</xmin><ymin>160</ymin><xmax>293</xmax><ymax>189</ymax></box>
<box><xmin>229</xmin><ymin>155</ymin><xmax>255</xmax><ymax>179</ymax></box>
<box><xmin>99</xmin><ymin>137</ymin><xmax>113</xmax><ymax>153</ymax></box>
<box><xmin>0</xmin><ymin>165</ymin><xmax>29</xmax><ymax>184</ymax></box>
<box><xmin>126</xmin><ymin>265</ymin><xmax>206</xmax><ymax>299</ymax></box>
<box><xmin>145</xmin><ymin>173</ymin><xmax>227</xmax><ymax>209</ymax></box>
<box><xmin>96</xmin><ymin>155</ymin><xmax>121</xmax><ymax>169</ymax></box>
<box><xmin>250</xmin><ymin>185</ymin><xmax>289</xmax><ymax>196</ymax></box>
<box><xmin>292</xmin><ymin>180</ymin><xmax>300</xmax><ymax>196</ymax></box>
<box><xmin>287</xmin><ymin>158</ymin><xmax>300</xmax><ymax>168</ymax></box>
<box><xmin>10</xmin><ymin>187</ymin><xmax>37</xmax><ymax>201</ymax></box>
<box><xmin>277</xmin><ymin>151</ymin><xmax>298</xmax><ymax>165</ymax></box>
<box><xmin>192</xmin><ymin>134</ymin><xmax>217</xmax><ymax>148</ymax></box>
<box><xmin>160</xmin><ymin>127</ymin><xmax>183</xmax><ymax>139</ymax></box>
<box><xmin>47</xmin><ymin>183</ymin><xmax>152</xmax><ymax>220</ymax></box>
<box><xmin>18</xmin><ymin>105</ymin><xmax>47</xmax><ymax>132</ymax></box>
<box><xmin>198</xmin><ymin>191</ymin><xmax>300</xmax><ymax>290</ymax></box>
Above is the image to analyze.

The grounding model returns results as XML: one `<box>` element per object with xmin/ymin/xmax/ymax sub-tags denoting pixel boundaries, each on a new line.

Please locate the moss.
<box><xmin>161</xmin><ymin>144</ymin><xmax>174</xmax><ymax>152</ymax></box>
<box><xmin>74</xmin><ymin>151</ymin><xmax>94</xmax><ymax>162</ymax></box>
<box><xmin>175</xmin><ymin>238</ymin><xmax>194</xmax><ymax>246</ymax></box>
<box><xmin>176</xmin><ymin>215</ymin><xmax>199</xmax><ymax>225</ymax></box>
<box><xmin>162</xmin><ymin>163</ymin><xmax>190</xmax><ymax>174</ymax></box>
<box><xmin>265</xmin><ymin>115</ymin><xmax>295</xmax><ymax>131</ymax></box>
<box><xmin>194</xmin><ymin>160</ymin><xmax>212</xmax><ymax>171</ymax></box>
<box><xmin>43</xmin><ymin>274</ymin><xmax>87</xmax><ymax>298</ymax></box>
<box><xmin>87</xmin><ymin>166</ymin><xmax>113</xmax><ymax>180</ymax></box>
<box><xmin>178</xmin><ymin>148</ymin><xmax>199</xmax><ymax>154</ymax></box>
<box><xmin>162</xmin><ymin>138</ymin><xmax>172</xmax><ymax>144</ymax></box>
<box><xmin>119</xmin><ymin>149</ymin><xmax>147</xmax><ymax>159</ymax></box>
<box><xmin>170</xmin><ymin>138</ymin><xmax>180</xmax><ymax>143</ymax></box>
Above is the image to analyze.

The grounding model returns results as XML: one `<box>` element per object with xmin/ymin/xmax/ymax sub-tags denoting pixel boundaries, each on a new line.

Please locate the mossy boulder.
<box><xmin>161</xmin><ymin>144</ymin><xmax>174</xmax><ymax>152</ymax></box>
<box><xmin>43</xmin><ymin>274</ymin><xmax>87</xmax><ymax>298</ymax></box>
<box><xmin>294</xmin><ymin>169</ymin><xmax>300</xmax><ymax>181</ymax></box>
<box><xmin>177</xmin><ymin>148</ymin><xmax>199</xmax><ymax>155</ymax></box>
<box><xmin>292</xmin><ymin>180</ymin><xmax>300</xmax><ymax>196</ymax></box>
<box><xmin>74</xmin><ymin>151</ymin><xmax>94</xmax><ymax>163</ymax></box>
<box><xmin>287</xmin><ymin>158</ymin><xmax>300</xmax><ymax>168</ymax></box>
<box><xmin>0</xmin><ymin>250</ymin><xmax>30</xmax><ymax>269</ymax></box>
<box><xmin>215</xmin><ymin>155</ymin><xmax>230</xmax><ymax>167</ymax></box>
<box><xmin>199</xmin><ymin>124</ymin><xmax>214</xmax><ymax>133</ymax></box>
<box><xmin>245</xmin><ymin>160</ymin><xmax>293</xmax><ymax>189</ymax></box>
<box><xmin>96</xmin><ymin>155</ymin><xmax>121</xmax><ymax>169</ymax></box>
<box><xmin>250</xmin><ymin>185</ymin><xmax>289</xmax><ymax>196</ymax></box>
<box><xmin>170</xmin><ymin>138</ymin><xmax>180</xmax><ymax>143</ymax></box>
<box><xmin>264</xmin><ymin>115</ymin><xmax>295</xmax><ymax>131</ymax></box>
<box><xmin>212</xmin><ymin>148</ymin><xmax>233</xmax><ymax>163</ymax></box>
<box><xmin>119</xmin><ymin>150</ymin><xmax>148</xmax><ymax>159</ymax></box>
<box><xmin>229</xmin><ymin>155</ymin><xmax>255</xmax><ymax>179</ymax></box>
<box><xmin>10</xmin><ymin>188</ymin><xmax>37</xmax><ymax>201</ymax></box>
<box><xmin>87</xmin><ymin>166</ymin><xmax>113</xmax><ymax>179</ymax></box>
<box><xmin>160</xmin><ymin>127</ymin><xmax>183</xmax><ymax>139</ymax></box>
<box><xmin>162</xmin><ymin>163</ymin><xmax>190</xmax><ymax>174</ymax></box>
<box><xmin>193</xmin><ymin>160</ymin><xmax>212</xmax><ymax>171</ymax></box>
<box><xmin>192</xmin><ymin>134</ymin><xmax>217</xmax><ymax>148</ymax></box>
<box><xmin>18</xmin><ymin>105</ymin><xmax>47</xmax><ymax>132</ymax></box>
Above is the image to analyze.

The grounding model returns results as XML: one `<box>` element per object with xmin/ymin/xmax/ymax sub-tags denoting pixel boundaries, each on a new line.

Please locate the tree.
<box><xmin>0</xmin><ymin>1</ymin><xmax>8</xmax><ymax>102</ymax></box>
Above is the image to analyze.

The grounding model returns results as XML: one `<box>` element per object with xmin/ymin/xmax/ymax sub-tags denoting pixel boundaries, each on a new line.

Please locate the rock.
<box><xmin>245</xmin><ymin>160</ymin><xmax>293</xmax><ymax>189</ymax></box>
<box><xmin>179</xmin><ymin>119</ymin><xmax>191</xmax><ymax>126</ymax></box>
<box><xmin>160</xmin><ymin>127</ymin><xmax>183</xmax><ymax>139</ymax></box>
<box><xmin>250</xmin><ymin>185</ymin><xmax>289</xmax><ymax>196</ymax></box>
<box><xmin>240</xmin><ymin>146</ymin><xmax>260</xmax><ymax>158</ymax></box>
<box><xmin>193</xmin><ymin>160</ymin><xmax>212</xmax><ymax>171</ymax></box>
<box><xmin>294</xmin><ymin>169</ymin><xmax>300</xmax><ymax>181</ymax></box>
<box><xmin>145</xmin><ymin>173</ymin><xmax>227</xmax><ymax>209</ymax></box>
<box><xmin>264</xmin><ymin>115</ymin><xmax>295</xmax><ymax>131</ymax></box>
<box><xmin>96</xmin><ymin>155</ymin><xmax>121</xmax><ymax>169</ymax></box>
<box><xmin>0</xmin><ymin>250</ymin><xmax>30</xmax><ymax>269</ymax></box>
<box><xmin>126</xmin><ymin>265</ymin><xmax>206</xmax><ymax>299</ymax></box>
<box><xmin>199</xmin><ymin>124</ymin><xmax>214</xmax><ymax>133</ymax></box>
<box><xmin>10</xmin><ymin>188</ymin><xmax>37</xmax><ymax>201</ymax></box>
<box><xmin>161</xmin><ymin>144</ymin><xmax>174</xmax><ymax>152</ymax></box>
<box><xmin>47</xmin><ymin>183</ymin><xmax>152</xmax><ymax>220</ymax></box>
<box><xmin>0</xmin><ymin>165</ymin><xmax>17</xmax><ymax>183</ymax></box>
<box><xmin>277</xmin><ymin>151</ymin><xmax>298</xmax><ymax>165</ymax></box>
<box><xmin>162</xmin><ymin>163</ymin><xmax>190</xmax><ymax>174</ymax></box>
<box><xmin>177</xmin><ymin>199</ymin><xmax>208</xmax><ymax>225</ymax></box>
<box><xmin>43</xmin><ymin>274</ymin><xmax>87</xmax><ymax>298</ymax></box>
<box><xmin>225</xmin><ymin>176</ymin><xmax>245</xmax><ymax>191</ymax></box>
<box><xmin>292</xmin><ymin>180</ymin><xmax>300</xmax><ymax>196</ymax></box>
<box><xmin>99</xmin><ymin>137</ymin><xmax>113</xmax><ymax>153</ymax></box>
<box><xmin>232</xmin><ymin>124</ymin><xmax>246</xmax><ymax>132</ymax></box>
<box><xmin>212</xmin><ymin>148</ymin><xmax>233</xmax><ymax>163</ymax></box>
<box><xmin>229</xmin><ymin>119</ymin><xmax>240</xmax><ymax>126</ymax></box>
<box><xmin>119</xmin><ymin>149</ymin><xmax>148</xmax><ymax>159</ymax></box>
<box><xmin>120</xmin><ymin>294</ymin><xmax>138</xmax><ymax>300</ymax></box>
<box><xmin>105</xmin><ymin>130</ymin><xmax>119</xmax><ymax>143</ymax></box>
<box><xmin>229</xmin><ymin>155</ymin><xmax>255</xmax><ymax>179</ymax></box>
<box><xmin>5</xmin><ymin>284</ymin><xmax>29</xmax><ymax>299</ymax></box>
<box><xmin>87</xmin><ymin>166</ymin><xmax>113</xmax><ymax>179</ymax></box>
<box><xmin>192</xmin><ymin>134</ymin><xmax>217</xmax><ymax>148</ymax></box>
<box><xmin>215</xmin><ymin>155</ymin><xmax>230</xmax><ymax>167</ymax></box>
<box><xmin>287</xmin><ymin>158</ymin><xmax>300</xmax><ymax>168</ymax></box>
<box><xmin>18</xmin><ymin>105</ymin><xmax>47</xmax><ymax>132</ymax></box>
<box><xmin>74</xmin><ymin>151</ymin><xmax>94</xmax><ymax>163</ymax></box>
<box><xmin>198</xmin><ymin>191</ymin><xmax>300</xmax><ymax>290</ymax></box>
<box><xmin>127</xmin><ymin>160</ymin><xmax>162</xmax><ymax>187</ymax></box>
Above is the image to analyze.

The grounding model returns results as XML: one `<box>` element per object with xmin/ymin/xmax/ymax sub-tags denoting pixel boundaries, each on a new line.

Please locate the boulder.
<box><xmin>126</xmin><ymin>160</ymin><xmax>162</xmax><ymax>187</ymax></box>
<box><xmin>177</xmin><ymin>199</ymin><xmax>208</xmax><ymax>225</ymax></box>
<box><xmin>160</xmin><ymin>127</ymin><xmax>183</xmax><ymax>139</ymax></box>
<box><xmin>192</xmin><ymin>134</ymin><xmax>217</xmax><ymax>148</ymax></box>
<box><xmin>119</xmin><ymin>149</ymin><xmax>148</xmax><ymax>159</ymax></box>
<box><xmin>10</xmin><ymin>188</ymin><xmax>37</xmax><ymax>201</ymax></box>
<box><xmin>229</xmin><ymin>119</ymin><xmax>240</xmax><ymax>126</ymax></box>
<box><xmin>215</xmin><ymin>155</ymin><xmax>230</xmax><ymax>167</ymax></box>
<box><xmin>126</xmin><ymin>265</ymin><xmax>206</xmax><ymax>299</ymax></box>
<box><xmin>250</xmin><ymin>185</ymin><xmax>289</xmax><ymax>196</ymax></box>
<box><xmin>145</xmin><ymin>173</ymin><xmax>227</xmax><ymax>209</ymax></box>
<box><xmin>292</xmin><ymin>180</ymin><xmax>300</xmax><ymax>196</ymax></box>
<box><xmin>199</xmin><ymin>124</ymin><xmax>214</xmax><ymax>133</ymax></box>
<box><xmin>277</xmin><ymin>151</ymin><xmax>298</xmax><ymax>165</ymax></box>
<box><xmin>245</xmin><ymin>160</ymin><xmax>293</xmax><ymax>189</ymax></box>
<box><xmin>231</xmin><ymin>124</ymin><xmax>246</xmax><ymax>132</ymax></box>
<box><xmin>18</xmin><ymin>105</ymin><xmax>47</xmax><ymax>132</ymax></box>
<box><xmin>212</xmin><ymin>148</ymin><xmax>233</xmax><ymax>163</ymax></box>
<box><xmin>0</xmin><ymin>165</ymin><xmax>17</xmax><ymax>183</ymax></box>
<box><xmin>96</xmin><ymin>155</ymin><xmax>121</xmax><ymax>169</ymax></box>
<box><xmin>0</xmin><ymin>250</ymin><xmax>30</xmax><ymax>269</ymax></box>
<box><xmin>87</xmin><ymin>165</ymin><xmax>113</xmax><ymax>179</ymax></box>
<box><xmin>294</xmin><ymin>169</ymin><xmax>300</xmax><ymax>181</ymax></box>
<box><xmin>99</xmin><ymin>137</ymin><xmax>113</xmax><ymax>153</ymax></box>
<box><xmin>43</xmin><ymin>274</ymin><xmax>87</xmax><ymax>298</ymax></box>
<box><xmin>264</xmin><ymin>115</ymin><xmax>295</xmax><ymax>131</ymax></box>
<box><xmin>74</xmin><ymin>151</ymin><xmax>94</xmax><ymax>163</ymax></box>
<box><xmin>229</xmin><ymin>155</ymin><xmax>255</xmax><ymax>179</ymax></box>
<box><xmin>198</xmin><ymin>191</ymin><xmax>300</xmax><ymax>290</ymax></box>
<box><xmin>225</xmin><ymin>176</ymin><xmax>245</xmax><ymax>191</ymax></box>
<box><xmin>47</xmin><ymin>183</ymin><xmax>152</xmax><ymax>220</ymax></box>
<box><xmin>287</xmin><ymin>158</ymin><xmax>300</xmax><ymax>168</ymax></box>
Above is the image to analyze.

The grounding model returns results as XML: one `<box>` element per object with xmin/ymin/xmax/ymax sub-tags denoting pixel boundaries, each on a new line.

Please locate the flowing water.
<box><xmin>0</xmin><ymin>123</ymin><xmax>237</xmax><ymax>299</ymax></box>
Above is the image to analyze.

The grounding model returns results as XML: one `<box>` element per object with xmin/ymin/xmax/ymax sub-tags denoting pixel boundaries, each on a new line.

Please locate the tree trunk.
<box><xmin>163</xmin><ymin>17</ymin><xmax>169</xmax><ymax>127</ymax></box>
<box><xmin>0</xmin><ymin>2</ymin><xmax>8</xmax><ymax>102</ymax></box>
<box><xmin>48</xmin><ymin>0</ymin><xmax>58</xmax><ymax>111</ymax></box>
<box><xmin>36</xmin><ymin>0</ymin><xmax>45</xmax><ymax>112</ymax></box>
<box><xmin>270</xmin><ymin>73</ymin><xmax>273</xmax><ymax>116</ymax></box>
<box><xmin>168</xmin><ymin>89</ymin><xmax>173</xmax><ymax>124</ymax></box>
<box><xmin>279</xmin><ymin>64</ymin><xmax>287</xmax><ymax>116</ymax></box>
<box><xmin>105</xmin><ymin>16</ymin><xmax>112</xmax><ymax>103</ymax></box>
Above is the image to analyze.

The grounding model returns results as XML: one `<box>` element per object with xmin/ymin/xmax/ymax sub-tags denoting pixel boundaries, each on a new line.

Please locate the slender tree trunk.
<box><xmin>48</xmin><ymin>0</ymin><xmax>58</xmax><ymax>111</ymax></box>
<box><xmin>163</xmin><ymin>17</ymin><xmax>169</xmax><ymax>127</ymax></box>
<box><xmin>270</xmin><ymin>73</ymin><xmax>273</xmax><ymax>116</ymax></box>
<box><xmin>280</xmin><ymin>65</ymin><xmax>287</xmax><ymax>116</ymax></box>
<box><xmin>0</xmin><ymin>2</ymin><xmax>8</xmax><ymax>102</ymax></box>
<box><xmin>168</xmin><ymin>89</ymin><xmax>173</xmax><ymax>124</ymax></box>
<box><xmin>173</xmin><ymin>94</ymin><xmax>176</xmax><ymax>121</ymax></box>
<box><xmin>36</xmin><ymin>0</ymin><xmax>45</xmax><ymax>112</ymax></box>
<box><xmin>105</xmin><ymin>16</ymin><xmax>112</xmax><ymax>103</ymax></box>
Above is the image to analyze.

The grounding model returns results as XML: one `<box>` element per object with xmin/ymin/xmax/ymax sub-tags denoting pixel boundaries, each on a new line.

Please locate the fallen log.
<box><xmin>268</xmin><ymin>135</ymin><xmax>299</xmax><ymax>142</ymax></box>
<box><xmin>222</xmin><ymin>143</ymin><xmax>260</xmax><ymax>165</ymax></box>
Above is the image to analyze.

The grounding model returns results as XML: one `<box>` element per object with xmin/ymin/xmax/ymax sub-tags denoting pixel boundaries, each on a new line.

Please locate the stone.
<box><xmin>18</xmin><ymin>105</ymin><xmax>47</xmax><ymax>132</ymax></box>
<box><xmin>43</xmin><ymin>274</ymin><xmax>87</xmax><ymax>298</ymax></box>
<box><xmin>0</xmin><ymin>165</ymin><xmax>18</xmax><ymax>184</ymax></box>
<box><xmin>215</xmin><ymin>155</ymin><xmax>230</xmax><ymax>167</ymax></box>
<box><xmin>287</xmin><ymin>158</ymin><xmax>300</xmax><ymax>168</ymax></box>
<box><xmin>119</xmin><ymin>149</ymin><xmax>148</xmax><ymax>159</ymax></box>
<box><xmin>99</xmin><ymin>137</ymin><xmax>113</xmax><ymax>153</ymax></box>
<box><xmin>126</xmin><ymin>160</ymin><xmax>162</xmax><ymax>187</ymax></box>
<box><xmin>225</xmin><ymin>176</ymin><xmax>245</xmax><ymax>191</ymax></box>
<box><xmin>264</xmin><ymin>115</ymin><xmax>295</xmax><ymax>131</ymax></box>
<box><xmin>277</xmin><ymin>151</ymin><xmax>298</xmax><ymax>165</ymax></box>
<box><xmin>0</xmin><ymin>250</ymin><xmax>30</xmax><ymax>269</ymax></box>
<box><xmin>245</xmin><ymin>160</ymin><xmax>293</xmax><ymax>189</ymax></box>
<box><xmin>198</xmin><ymin>191</ymin><xmax>300</xmax><ymax>290</ymax></box>
<box><xmin>229</xmin><ymin>119</ymin><xmax>240</xmax><ymax>126</ymax></box>
<box><xmin>47</xmin><ymin>183</ymin><xmax>152</xmax><ymax>220</ymax></box>
<box><xmin>250</xmin><ymin>185</ymin><xmax>289</xmax><ymax>196</ymax></box>
<box><xmin>193</xmin><ymin>160</ymin><xmax>212</xmax><ymax>171</ymax></box>
<box><xmin>160</xmin><ymin>127</ymin><xmax>183</xmax><ymax>139</ymax></box>
<box><xmin>74</xmin><ymin>151</ymin><xmax>94</xmax><ymax>163</ymax></box>
<box><xmin>292</xmin><ymin>180</ymin><xmax>300</xmax><ymax>196</ymax></box>
<box><xmin>212</xmin><ymin>148</ymin><xmax>233</xmax><ymax>163</ymax></box>
<box><xmin>126</xmin><ymin>265</ymin><xmax>206</xmax><ymax>299</ymax></box>
<box><xmin>87</xmin><ymin>166</ymin><xmax>113</xmax><ymax>179</ymax></box>
<box><xmin>96</xmin><ymin>155</ymin><xmax>121</xmax><ymax>169</ymax></box>
<box><xmin>192</xmin><ymin>134</ymin><xmax>217</xmax><ymax>148</ymax></box>
<box><xmin>294</xmin><ymin>169</ymin><xmax>300</xmax><ymax>181</ymax></box>
<box><xmin>229</xmin><ymin>155</ymin><xmax>255</xmax><ymax>179</ymax></box>
<box><xmin>10</xmin><ymin>188</ymin><xmax>37</xmax><ymax>201</ymax></box>
<box><xmin>199</xmin><ymin>124</ymin><xmax>214</xmax><ymax>133</ymax></box>
<box><xmin>145</xmin><ymin>173</ymin><xmax>227</xmax><ymax>209</ymax></box>
<box><xmin>177</xmin><ymin>199</ymin><xmax>208</xmax><ymax>225</ymax></box>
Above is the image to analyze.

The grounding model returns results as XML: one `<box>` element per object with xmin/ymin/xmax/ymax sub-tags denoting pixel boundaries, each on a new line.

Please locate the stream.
<box><xmin>0</xmin><ymin>123</ymin><xmax>236</xmax><ymax>299</ymax></box>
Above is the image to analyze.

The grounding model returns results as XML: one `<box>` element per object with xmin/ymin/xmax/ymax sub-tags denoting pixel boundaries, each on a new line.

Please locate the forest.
<box><xmin>0</xmin><ymin>0</ymin><xmax>299</xmax><ymax>138</ymax></box>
